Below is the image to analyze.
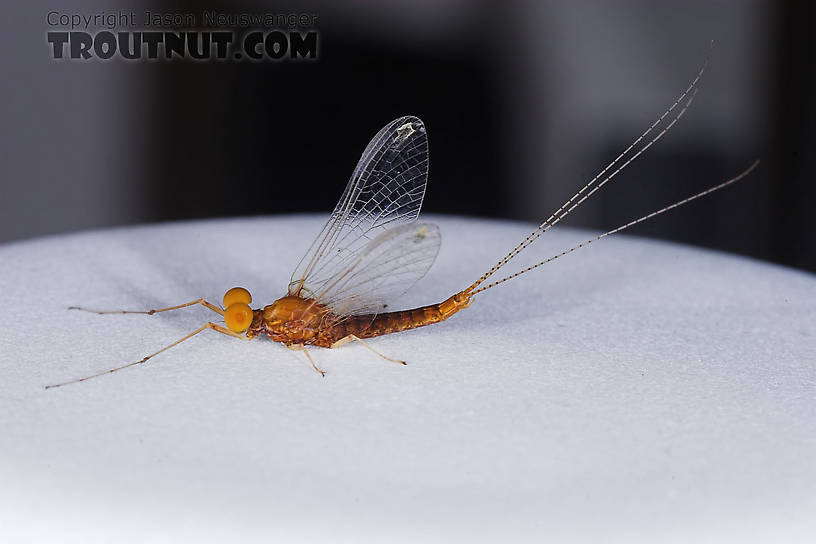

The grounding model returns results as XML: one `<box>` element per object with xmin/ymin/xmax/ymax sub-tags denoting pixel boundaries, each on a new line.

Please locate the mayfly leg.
<box><xmin>44</xmin><ymin>322</ymin><xmax>249</xmax><ymax>389</ymax></box>
<box><xmin>287</xmin><ymin>344</ymin><xmax>326</xmax><ymax>376</ymax></box>
<box><xmin>331</xmin><ymin>335</ymin><xmax>407</xmax><ymax>365</ymax></box>
<box><xmin>69</xmin><ymin>298</ymin><xmax>225</xmax><ymax>316</ymax></box>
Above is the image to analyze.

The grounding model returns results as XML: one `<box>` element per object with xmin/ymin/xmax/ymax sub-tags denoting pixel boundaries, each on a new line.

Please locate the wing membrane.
<box><xmin>314</xmin><ymin>222</ymin><xmax>442</xmax><ymax>317</ymax></box>
<box><xmin>288</xmin><ymin>116</ymin><xmax>431</xmax><ymax>313</ymax></box>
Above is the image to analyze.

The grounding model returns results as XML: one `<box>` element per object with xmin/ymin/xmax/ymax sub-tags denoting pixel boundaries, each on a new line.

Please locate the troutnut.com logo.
<box><xmin>46</xmin><ymin>10</ymin><xmax>319</xmax><ymax>61</ymax></box>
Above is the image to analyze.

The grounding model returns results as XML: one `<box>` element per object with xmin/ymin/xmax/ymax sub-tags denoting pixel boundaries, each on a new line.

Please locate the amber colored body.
<box><xmin>246</xmin><ymin>291</ymin><xmax>473</xmax><ymax>348</ymax></box>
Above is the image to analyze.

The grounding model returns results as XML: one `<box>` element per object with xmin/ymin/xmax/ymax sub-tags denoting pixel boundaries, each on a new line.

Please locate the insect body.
<box><xmin>247</xmin><ymin>290</ymin><xmax>472</xmax><ymax>348</ymax></box>
<box><xmin>46</xmin><ymin>62</ymin><xmax>757</xmax><ymax>388</ymax></box>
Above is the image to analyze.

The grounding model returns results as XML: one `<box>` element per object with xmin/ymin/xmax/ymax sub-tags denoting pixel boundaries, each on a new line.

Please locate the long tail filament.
<box><xmin>469</xmin><ymin>160</ymin><xmax>759</xmax><ymax>295</ymax></box>
<box><xmin>466</xmin><ymin>56</ymin><xmax>709</xmax><ymax>294</ymax></box>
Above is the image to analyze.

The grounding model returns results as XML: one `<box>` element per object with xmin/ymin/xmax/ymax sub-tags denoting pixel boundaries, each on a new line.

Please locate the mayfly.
<box><xmin>46</xmin><ymin>61</ymin><xmax>758</xmax><ymax>389</ymax></box>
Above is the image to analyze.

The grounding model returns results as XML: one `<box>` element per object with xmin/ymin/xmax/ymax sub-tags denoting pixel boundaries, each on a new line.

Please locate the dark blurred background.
<box><xmin>2</xmin><ymin>1</ymin><xmax>814</xmax><ymax>272</ymax></box>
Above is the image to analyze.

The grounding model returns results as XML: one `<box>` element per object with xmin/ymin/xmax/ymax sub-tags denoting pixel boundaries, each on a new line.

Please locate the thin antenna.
<box><xmin>469</xmin><ymin>160</ymin><xmax>759</xmax><ymax>295</ymax></box>
<box><xmin>466</xmin><ymin>57</ymin><xmax>710</xmax><ymax>293</ymax></box>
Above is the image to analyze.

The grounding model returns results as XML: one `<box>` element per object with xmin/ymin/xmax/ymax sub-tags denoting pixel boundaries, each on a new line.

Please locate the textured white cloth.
<box><xmin>1</xmin><ymin>215</ymin><xmax>814</xmax><ymax>543</ymax></box>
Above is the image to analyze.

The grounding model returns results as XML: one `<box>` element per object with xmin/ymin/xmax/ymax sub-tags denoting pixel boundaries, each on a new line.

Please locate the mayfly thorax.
<box><xmin>45</xmin><ymin>57</ymin><xmax>758</xmax><ymax>389</ymax></box>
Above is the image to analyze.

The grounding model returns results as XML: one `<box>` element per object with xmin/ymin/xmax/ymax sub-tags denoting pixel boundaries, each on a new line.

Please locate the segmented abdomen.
<box><xmin>311</xmin><ymin>292</ymin><xmax>471</xmax><ymax>347</ymax></box>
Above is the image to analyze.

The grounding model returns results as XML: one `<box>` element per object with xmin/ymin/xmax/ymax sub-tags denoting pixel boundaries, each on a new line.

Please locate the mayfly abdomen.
<box><xmin>313</xmin><ymin>291</ymin><xmax>472</xmax><ymax>347</ymax></box>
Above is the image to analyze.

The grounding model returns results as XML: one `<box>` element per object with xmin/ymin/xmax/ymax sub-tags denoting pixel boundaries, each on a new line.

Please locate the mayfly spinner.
<box><xmin>46</xmin><ymin>61</ymin><xmax>758</xmax><ymax>388</ymax></box>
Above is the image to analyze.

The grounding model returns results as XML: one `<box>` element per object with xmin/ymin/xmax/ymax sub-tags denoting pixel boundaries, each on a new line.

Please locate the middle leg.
<box><xmin>286</xmin><ymin>344</ymin><xmax>326</xmax><ymax>376</ymax></box>
<box><xmin>330</xmin><ymin>335</ymin><xmax>406</xmax><ymax>365</ymax></box>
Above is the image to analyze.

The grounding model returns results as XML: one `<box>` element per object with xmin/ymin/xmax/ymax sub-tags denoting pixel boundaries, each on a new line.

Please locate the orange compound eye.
<box><xmin>223</xmin><ymin>287</ymin><xmax>252</xmax><ymax>308</ymax></box>
<box><xmin>224</xmin><ymin>302</ymin><xmax>253</xmax><ymax>332</ymax></box>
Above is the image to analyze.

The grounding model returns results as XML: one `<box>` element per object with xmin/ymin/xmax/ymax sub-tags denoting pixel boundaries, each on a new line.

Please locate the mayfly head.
<box><xmin>223</xmin><ymin>286</ymin><xmax>253</xmax><ymax>332</ymax></box>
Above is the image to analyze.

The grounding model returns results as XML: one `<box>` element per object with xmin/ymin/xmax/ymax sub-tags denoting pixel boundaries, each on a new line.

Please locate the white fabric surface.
<box><xmin>1</xmin><ymin>214</ymin><xmax>814</xmax><ymax>543</ymax></box>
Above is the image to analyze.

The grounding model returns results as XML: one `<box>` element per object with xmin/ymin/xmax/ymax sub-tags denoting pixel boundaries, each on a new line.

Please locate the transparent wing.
<box><xmin>288</xmin><ymin>116</ymin><xmax>430</xmax><ymax>310</ymax></box>
<box><xmin>314</xmin><ymin>222</ymin><xmax>442</xmax><ymax>318</ymax></box>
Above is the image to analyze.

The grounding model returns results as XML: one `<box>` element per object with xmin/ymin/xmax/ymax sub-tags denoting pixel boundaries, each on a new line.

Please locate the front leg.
<box><xmin>46</xmin><ymin>321</ymin><xmax>250</xmax><ymax>389</ymax></box>
<box><xmin>70</xmin><ymin>298</ymin><xmax>224</xmax><ymax>316</ymax></box>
